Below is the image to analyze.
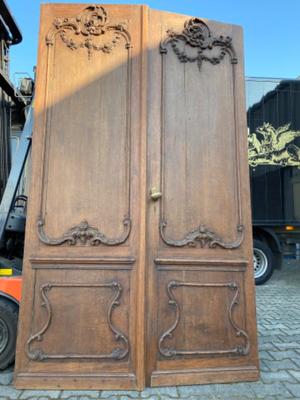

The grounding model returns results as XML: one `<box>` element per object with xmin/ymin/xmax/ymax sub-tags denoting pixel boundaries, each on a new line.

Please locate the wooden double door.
<box><xmin>15</xmin><ymin>4</ymin><xmax>259</xmax><ymax>390</ymax></box>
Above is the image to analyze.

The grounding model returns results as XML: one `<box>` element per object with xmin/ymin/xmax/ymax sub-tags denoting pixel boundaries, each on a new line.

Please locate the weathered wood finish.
<box><xmin>15</xmin><ymin>4</ymin><xmax>259</xmax><ymax>390</ymax></box>
<box><xmin>15</xmin><ymin>4</ymin><xmax>147</xmax><ymax>390</ymax></box>
<box><xmin>146</xmin><ymin>9</ymin><xmax>259</xmax><ymax>387</ymax></box>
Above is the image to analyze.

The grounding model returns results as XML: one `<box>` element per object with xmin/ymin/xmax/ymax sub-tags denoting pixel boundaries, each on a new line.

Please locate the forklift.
<box><xmin>0</xmin><ymin>103</ymin><xmax>32</xmax><ymax>369</ymax></box>
<box><xmin>0</xmin><ymin>0</ymin><xmax>34</xmax><ymax>369</ymax></box>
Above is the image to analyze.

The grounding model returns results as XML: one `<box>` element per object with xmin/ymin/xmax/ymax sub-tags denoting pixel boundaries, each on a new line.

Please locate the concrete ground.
<box><xmin>0</xmin><ymin>259</ymin><xmax>300</xmax><ymax>399</ymax></box>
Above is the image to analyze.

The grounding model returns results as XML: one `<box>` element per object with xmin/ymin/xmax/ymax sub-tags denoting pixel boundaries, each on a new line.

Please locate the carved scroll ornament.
<box><xmin>26</xmin><ymin>281</ymin><xmax>129</xmax><ymax>361</ymax></box>
<box><xmin>46</xmin><ymin>5</ymin><xmax>131</xmax><ymax>59</ymax></box>
<box><xmin>160</xmin><ymin>220</ymin><xmax>244</xmax><ymax>249</ymax></box>
<box><xmin>160</xmin><ymin>17</ymin><xmax>237</xmax><ymax>70</ymax></box>
<box><xmin>37</xmin><ymin>217</ymin><xmax>131</xmax><ymax>246</ymax></box>
<box><xmin>159</xmin><ymin>281</ymin><xmax>250</xmax><ymax>358</ymax></box>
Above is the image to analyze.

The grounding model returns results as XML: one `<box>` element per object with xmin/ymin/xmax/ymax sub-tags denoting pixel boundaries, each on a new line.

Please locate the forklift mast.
<box><xmin>0</xmin><ymin>106</ymin><xmax>33</xmax><ymax>249</ymax></box>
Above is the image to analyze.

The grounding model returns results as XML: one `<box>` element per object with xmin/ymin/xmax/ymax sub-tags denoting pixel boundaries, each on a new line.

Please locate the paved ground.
<box><xmin>0</xmin><ymin>259</ymin><xmax>300</xmax><ymax>399</ymax></box>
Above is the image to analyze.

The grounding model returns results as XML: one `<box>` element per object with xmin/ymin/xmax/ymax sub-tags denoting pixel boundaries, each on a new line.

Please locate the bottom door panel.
<box><xmin>16</xmin><ymin>263</ymin><xmax>138</xmax><ymax>389</ymax></box>
<box><xmin>150</xmin><ymin>262</ymin><xmax>259</xmax><ymax>386</ymax></box>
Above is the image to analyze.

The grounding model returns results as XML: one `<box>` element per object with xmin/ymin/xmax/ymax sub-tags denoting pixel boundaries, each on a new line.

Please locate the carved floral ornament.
<box><xmin>46</xmin><ymin>5</ymin><xmax>132</xmax><ymax>59</ymax></box>
<box><xmin>160</xmin><ymin>17</ymin><xmax>238</xmax><ymax>70</ymax></box>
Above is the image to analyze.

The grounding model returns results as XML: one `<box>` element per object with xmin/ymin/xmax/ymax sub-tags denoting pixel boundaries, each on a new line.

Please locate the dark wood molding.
<box><xmin>154</xmin><ymin>258</ymin><xmax>247</xmax><ymax>266</ymax></box>
<box><xmin>30</xmin><ymin>257</ymin><xmax>136</xmax><ymax>269</ymax></box>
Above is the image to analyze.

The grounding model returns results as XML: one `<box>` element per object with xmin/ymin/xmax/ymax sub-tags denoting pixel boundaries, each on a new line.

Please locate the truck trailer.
<box><xmin>247</xmin><ymin>77</ymin><xmax>300</xmax><ymax>284</ymax></box>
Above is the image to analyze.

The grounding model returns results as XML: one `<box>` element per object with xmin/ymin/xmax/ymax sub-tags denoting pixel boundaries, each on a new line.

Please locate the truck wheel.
<box><xmin>0</xmin><ymin>298</ymin><xmax>18</xmax><ymax>369</ymax></box>
<box><xmin>253</xmin><ymin>239</ymin><xmax>274</xmax><ymax>285</ymax></box>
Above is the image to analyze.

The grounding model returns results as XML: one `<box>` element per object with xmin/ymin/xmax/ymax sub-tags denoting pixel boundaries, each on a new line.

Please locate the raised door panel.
<box><xmin>15</xmin><ymin>4</ymin><xmax>147</xmax><ymax>390</ymax></box>
<box><xmin>146</xmin><ymin>9</ymin><xmax>259</xmax><ymax>386</ymax></box>
<box><xmin>36</xmin><ymin>4</ymin><xmax>133</xmax><ymax>249</ymax></box>
<box><xmin>160</xmin><ymin>32</ymin><xmax>240</xmax><ymax>249</ymax></box>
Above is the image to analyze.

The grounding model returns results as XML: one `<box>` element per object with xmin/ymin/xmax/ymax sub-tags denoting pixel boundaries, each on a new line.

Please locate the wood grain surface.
<box><xmin>14</xmin><ymin>4</ymin><xmax>259</xmax><ymax>389</ymax></box>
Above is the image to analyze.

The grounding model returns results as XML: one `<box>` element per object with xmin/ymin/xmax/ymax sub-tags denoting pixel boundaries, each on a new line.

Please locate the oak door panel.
<box><xmin>146</xmin><ymin>9</ymin><xmax>259</xmax><ymax>387</ymax></box>
<box><xmin>160</xmin><ymin>36</ymin><xmax>239</xmax><ymax>246</ymax></box>
<box><xmin>15</xmin><ymin>4</ymin><xmax>146</xmax><ymax>390</ymax></box>
<box><xmin>39</xmin><ymin>5</ymin><xmax>132</xmax><ymax>243</ymax></box>
<box><xmin>26</xmin><ymin>267</ymin><xmax>131</xmax><ymax>370</ymax></box>
<box><xmin>156</xmin><ymin>269</ymin><xmax>248</xmax><ymax>360</ymax></box>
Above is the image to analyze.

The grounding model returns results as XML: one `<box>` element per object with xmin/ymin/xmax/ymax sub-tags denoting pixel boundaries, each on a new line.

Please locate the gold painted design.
<box><xmin>248</xmin><ymin>123</ymin><xmax>300</xmax><ymax>168</ymax></box>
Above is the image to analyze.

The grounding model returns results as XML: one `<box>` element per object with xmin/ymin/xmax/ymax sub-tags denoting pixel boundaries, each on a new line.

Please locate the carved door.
<box><xmin>15</xmin><ymin>4</ymin><xmax>259</xmax><ymax>390</ymax></box>
<box><xmin>145</xmin><ymin>10</ymin><xmax>259</xmax><ymax>386</ymax></box>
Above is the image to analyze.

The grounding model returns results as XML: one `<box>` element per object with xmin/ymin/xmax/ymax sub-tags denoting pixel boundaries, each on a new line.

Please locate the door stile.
<box><xmin>145</xmin><ymin>8</ymin><xmax>166</xmax><ymax>386</ymax></box>
<box><xmin>135</xmin><ymin>4</ymin><xmax>149</xmax><ymax>390</ymax></box>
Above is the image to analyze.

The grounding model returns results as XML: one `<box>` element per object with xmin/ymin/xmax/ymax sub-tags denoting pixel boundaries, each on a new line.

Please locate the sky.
<box><xmin>6</xmin><ymin>0</ymin><xmax>300</xmax><ymax>81</ymax></box>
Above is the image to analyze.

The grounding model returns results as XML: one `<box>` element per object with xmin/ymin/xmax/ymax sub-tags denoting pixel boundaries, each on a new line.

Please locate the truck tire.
<box><xmin>253</xmin><ymin>239</ymin><xmax>274</xmax><ymax>285</ymax></box>
<box><xmin>0</xmin><ymin>298</ymin><xmax>18</xmax><ymax>369</ymax></box>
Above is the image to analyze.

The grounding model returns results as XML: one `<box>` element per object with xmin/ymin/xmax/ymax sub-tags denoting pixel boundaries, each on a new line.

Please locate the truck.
<box><xmin>247</xmin><ymin>77</ymin><xmax>300</xmax><ymax>284</ymax></box>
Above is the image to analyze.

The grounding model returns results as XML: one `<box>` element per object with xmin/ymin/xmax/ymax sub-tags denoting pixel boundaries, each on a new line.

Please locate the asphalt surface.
<box><xmin>0</xmin><ymin>259</ymin><xmax>300</xmax><ymax>399</ymax></box>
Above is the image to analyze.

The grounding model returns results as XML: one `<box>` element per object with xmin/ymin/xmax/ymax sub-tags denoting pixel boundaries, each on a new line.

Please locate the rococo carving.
<box><xmin>160</xmin><ymin>220</ymin><xmax>244</xmax><ymax>249</ymax></box>
<box><xmin>160</xmin><ymin>18</ymin><xmax>237</xmax><ymax>70</ymax></box>
<box><xmin>41</xmin><ymin>5</ymin><xmax>133</xmax><ymax>246</ymax></box>
<box><xmin>46</xmin><ymin>5</ymin><xmax>132</xmax><ymax>59</ymax></box>
<box><xmin>159</xmin><ymin>18</ymin><xmax>243</xmax><ymax>247</ymax></box>
<box><xmin>26</xmin><ymin>281</ymin><xmax>129</xmax><ymax>361</ymax></box>
<box><xmin>159</xmin><ymin>281</ymin><xmax>250</xmax><ymax>357</ymax></box>
<box><xmin>37</xmin><ymin>217</ymin><xmax>131</xmax><ymax>246</ymax></box>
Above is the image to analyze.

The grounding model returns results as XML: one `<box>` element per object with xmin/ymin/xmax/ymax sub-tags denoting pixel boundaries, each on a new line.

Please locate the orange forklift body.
<box><xmin>0</xmin><ymin>276</ymin><xmax>22</xmax><ymax>303</ymax></box>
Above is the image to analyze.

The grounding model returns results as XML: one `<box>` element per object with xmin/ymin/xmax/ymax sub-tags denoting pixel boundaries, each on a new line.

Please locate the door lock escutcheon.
<box><xmin>150</xmin><ymin>187</ymin><xmax>162</xmax><ymax>201</ymax></box>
